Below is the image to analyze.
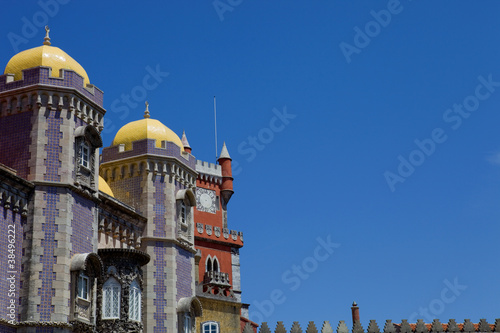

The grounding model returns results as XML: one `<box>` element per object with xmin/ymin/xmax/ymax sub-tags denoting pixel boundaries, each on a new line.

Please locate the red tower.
<box><xmin>193</xmin><ymin>141</ymin><xmax>255</xmax><ymax>332</ymax></box>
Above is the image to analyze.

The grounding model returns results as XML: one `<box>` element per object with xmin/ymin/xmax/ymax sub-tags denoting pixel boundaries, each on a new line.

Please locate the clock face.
<box><xmin>196</xmin><ymin>188</ymin><xmax>216</xmax><ymax>213</ymax></box>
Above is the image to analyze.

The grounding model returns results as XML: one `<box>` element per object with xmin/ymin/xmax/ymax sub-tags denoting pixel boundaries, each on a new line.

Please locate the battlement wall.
<box><xmin>250</xmin><ymin>319</ymin><xmax>500</xmax><ymax>333</ymax></box>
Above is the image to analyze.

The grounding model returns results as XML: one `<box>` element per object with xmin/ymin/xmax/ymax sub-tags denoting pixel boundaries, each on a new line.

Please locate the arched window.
<box><xmin>102</xmin><ymin>277</ymin><xmax>121</xmax><ymax>319</ymax></box>
<box><xmin>212</xmin><ymin>257</ymin><xmax>219</xmax><ymax>272</ymax></box>
<box><xmin>206</xmin><ymin>256</ymin><xmax>212</xmax><ymax>272</ymax></box>
<box><xmin>129</xmin><ymin>280</ymin><xmax>141</xmax><ymax>322</ymax></box>
<box><xmin>202</xmin><ymin>321</ymin><xmax>220</xmax><ymax>333</ymax></box>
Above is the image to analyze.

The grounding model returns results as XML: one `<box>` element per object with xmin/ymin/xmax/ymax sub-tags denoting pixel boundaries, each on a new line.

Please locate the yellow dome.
<box><xmin>4</xmin><ymin>45</ymin><xmax>90</xmax><ymax>86</ymax></box>
<box><xmin>98</xmin><ymin>176</ymin><xmax>114</xmax><ymax>197</ymax></box>
<box><xmin>112</xmin><ymin>117</ymin><xmax>184</xmax><ymax>151</ymax></box>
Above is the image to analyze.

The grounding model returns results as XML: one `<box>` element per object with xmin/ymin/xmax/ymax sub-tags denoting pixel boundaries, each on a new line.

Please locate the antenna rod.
<box><xmin>214</xmin><ymin>96</ymin><xmax>218</xmax><ymax>161</ymax></box>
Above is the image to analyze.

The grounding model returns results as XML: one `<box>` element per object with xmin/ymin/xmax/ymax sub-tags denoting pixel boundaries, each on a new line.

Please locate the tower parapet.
<box><xmin>0</xmin><ymin>67</ymin><xmax>103</xmax><ymax>106</ymax></box>
<box><xmin>196</xmin><ymin>160</ymin><xmax>222</xmax><ymax>184</ymax></box>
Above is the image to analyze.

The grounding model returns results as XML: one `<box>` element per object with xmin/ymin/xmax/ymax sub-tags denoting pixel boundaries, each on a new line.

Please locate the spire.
<box><xmin>43</xmin><ymin>26</ymin><xmax>51</xmax><ymax>46</ymax></box>
<box><xmin>144</xmin><ymin>101</ymin><xmax>150</xmax><ymax>118</ymax></box>
<box><xmin>218</xmin><ymin>142</ymin><xmax>231</xmax><ymax>160</ymax></box>
<box><xmin>181</xmin><ymin>130</ymin><xmax>192</xmax><ymax>153</ymax></box>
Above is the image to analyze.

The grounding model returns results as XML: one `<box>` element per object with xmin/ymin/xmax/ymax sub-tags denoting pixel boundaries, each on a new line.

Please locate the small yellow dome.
<box><xmin>112</xmin><ymin>118</ymin><xmax>184</xmax><ymax>151</ymax></box>
<box><xmin>98</xmin><ymin>176</ymin><xmax>114</xmax><ymax>197</ymax></box>
<box><xmin>4</xmin><ymin>45</ymin><xmax>90</xmax><ymax>86</ymax></box>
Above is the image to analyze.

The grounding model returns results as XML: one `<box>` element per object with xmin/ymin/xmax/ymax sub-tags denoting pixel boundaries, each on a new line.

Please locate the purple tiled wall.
<box><xmin>0</xmin><ymin>208</ymin><xmax>24</xmax><ymax>323</ymax></box>
<box><xmin>0</xmin><ymin>324</ymin><xmax>16</xmax><ymax>333</ymax></box>
<box><xmin>176</xmin><ymin>248</ymin><xmax>193</xmax><ymax>302</ymax></box>
<box><xmin>0</xmin><ymin>67</ymin><xmax>103</xmax><ymax>106</ymax></box>
<box><xmin>109</xmin><ymin>175</ymin><xmax>143</xmax><ymax>214</ymax></box>
<box><xmin>71</xmin><ymin>194</ymin><xmax>94</xmax><ymax>256</ymax></box>
<box><xmin>0</xmin><ymin>111</ymin><xmax>33</xmax><ymax>179</ymax></box>
<box><xmin>44</xmin><ymin>110</ymin><xmax>63</xmax><ymax>182</ymax></box>
<box><xmin>102</xmin><ymin>139</ymin><xmax>196</xmax><ymax>170</ymax></box>
<box><xmin>153</xmin><ymin>242</ymin><xmax>168</xmax><ymax>333</ymax></box>
<box><xmin>38</xmin><ymin>188</ymin><xmax>59</xmax><ymax>321</ymax></box>
<box><xmin>153</xmin><ymin>178</ymin><xmax>166</xmax><ymax>238</ymax></box>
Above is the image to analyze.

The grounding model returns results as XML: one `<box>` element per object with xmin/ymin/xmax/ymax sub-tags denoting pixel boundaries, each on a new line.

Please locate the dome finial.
<box><xmin>144</xmin><ymin>101</ymin><xmax>150</xmax><ymax>118</ymax></box>
<box><xmin>43</xmin><ymin>26</ymin><xmax>51</xmax><ymax>46</ymax></box>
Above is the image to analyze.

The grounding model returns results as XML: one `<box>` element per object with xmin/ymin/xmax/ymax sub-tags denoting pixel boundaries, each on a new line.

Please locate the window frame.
<box><xmin>180</xmin><ymin>201</ymin><xmax>187</xmax><ymax>224</ymax></box>
<box><xmin>80</xmin><ymin>141</ymin><xmax>90</xmax><ymax>169</ymax></box>
<box><xmin>128</xmin><ymin>279</ymin><xmax>141</xmax><ymax>322</ymax></box>
<box><xmin>102</xmin><ymin>277</ymin><xmax>121</xmax><ymax>319</ymax></box>
<box><xmin>202</xmin><ymin>321</ymin><xmax>220</xmax><ymax>333</ymax></box>
<box><xmin>77</xmin><ymin>272</ymin><xmax>90</xmax><ymax>301</ymax></box>
<box><xmin>184</xmin><ymin>313</ymin><xmax>192</xmax><ymax>333</ymax></box>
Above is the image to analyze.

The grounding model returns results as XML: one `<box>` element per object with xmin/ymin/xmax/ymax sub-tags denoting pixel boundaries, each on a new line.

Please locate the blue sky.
<box><xmin>2</xmin><ymin>0</ymin><xmax>500</xmax><ymax>329</ymax></box>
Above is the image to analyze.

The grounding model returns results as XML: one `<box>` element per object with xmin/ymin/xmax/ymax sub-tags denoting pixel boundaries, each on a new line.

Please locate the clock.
<box><xmin>196</xmin><ymin>188</ymin><xmax>216</xmax><ymax>213</ymax></box>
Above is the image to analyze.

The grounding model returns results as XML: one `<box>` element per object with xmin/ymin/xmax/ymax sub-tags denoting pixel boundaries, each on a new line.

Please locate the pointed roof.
<box><xmin>218</xmin><ymin>142</ymin><xmax>231</xmax><ymax>160</ymax></box>
<box><xmin>181</xmin><ymin>130</ymin><xmax>191</xmax><ymax>149</ymax></box>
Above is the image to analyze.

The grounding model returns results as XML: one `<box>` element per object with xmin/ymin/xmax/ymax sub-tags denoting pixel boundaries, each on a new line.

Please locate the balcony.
<box><xmin>203</xmin><ymin>271</ymin><xmax>231</xmax><ymax>287</ymax></box>
<box><xmin>197</xmin><ymin>271</ymin><xmax>235</xmax><ymax>301</ymax></box>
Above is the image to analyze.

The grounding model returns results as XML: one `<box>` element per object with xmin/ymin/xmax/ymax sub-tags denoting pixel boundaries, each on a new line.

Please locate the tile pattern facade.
<box><xmin>0</xmin><ymin>67</ymin><xmax>103</xmax><ymax>105</ymax></box>
<box><xmin>101</xmin><ymin>139</ymin><xmax>196</xmax><ymax>170</ymax></box>
<box><xmin>71</xmin><ymin>194</ymin><xmax>94</xmax><ymax>256</ymax></box>
<box><xmin>0</xmin><ymin>111</ymin><xmax>33</xmax><ymax>179</ymax></box>
<box><xmin>153</xmin><ymin>242</ymin><xmax>168</xmax><ymax>333</ymax></box>
<box><xmin>38</xmin><ymin>188</ymin><xmax>59</xmax><ymax>321</ymax></box>
<box><xmin>0</xmin><ymin>208</ymin><xmax>24</xmax><ymax>322</ymax></box>
<box><xmin>0</xmin><ymin>324</ymin><xmax>16</xmax><ymax>332</ymax></box>
<box><xmin>43</xmin><ymin>111</ymin><xmax>63</xmax><ymax>182</ymax></box>
<box><xmin>110</xmin><ymin>175</ymin><xmax>144</xmax><ymax>215</ymax></box>
<box><xmin>176</xmin><ymin>248</ymin><xmax>193</xmax><ymax>302</ymax></box>
<box><xmin>153</xmin><ymin>178</ymin><xmax>166</xmax><ymax>238</ymax></box>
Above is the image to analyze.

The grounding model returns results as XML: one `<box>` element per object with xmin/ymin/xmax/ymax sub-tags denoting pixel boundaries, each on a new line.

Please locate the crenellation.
<box><xmin>307</xmin><ymin>321</ymin><xmax>319</xmax><ymax>333</ymax></box>
<box><xmin>401</xmin><ymin>320</ymin><xmax>413</xmax><ymax>333</ymax></box>
<box><xmin>368</xmin><ymin>320</ymin><xmax>380</xmax><ymax>333</ymax></box>
<box><xmin>258</xmin><ymin>320</ymin><xmax>500</xmax><ymax>333</ymax></box>
<box><xmin>291</xmin><ymin>322</ymin><xmax>303</xmax><ymax>333</ymax></box>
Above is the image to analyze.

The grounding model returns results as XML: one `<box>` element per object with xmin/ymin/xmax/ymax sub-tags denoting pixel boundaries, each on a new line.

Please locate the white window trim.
<box><xmin>102</xmin><ymin>277</ymin><xmax>121</xmax><ymax>319</ymax></box>
<box><xmin>180</xmin><ymin>201</ymin><xmax>187</xmax><ymax>224</ymax></box>
<box><xmin>129</xmin><ymin>280</ymin><xmax>141</xmax><ymax>322</ymax></box>
<box><xmin>77</xmin><ymin>272</ymin><xmax>89</xmax><ymax>301</ymax></box>
<box><xmin>202</xmin><ymin>321</ymin><xmax>220</xmax><ymax>333</ymax></box>
<box><xmin>184</xmin><ymin>313</ymin><xmax>192</xmax><ymax>333</ymax></box>
<box><xmin>80</xmin><ymin>142</ymin><xmax>90</xmax><ymax>169</ymax></box>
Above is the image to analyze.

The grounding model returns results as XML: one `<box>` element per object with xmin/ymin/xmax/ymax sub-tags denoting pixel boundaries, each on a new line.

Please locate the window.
<box><xmin>129</xmin><ymin>280</ymin><xmax>141</xmax><ymax>321</ymax></box>
<box><xmin>180</xmin><ymin>201</ymin><xmax>187</xmax><ymax>224</ymax></box>
<box><xmin>79</xmin><ymin>142</ymin><xmax>89</xmax><ymax>168</ymax></box>
<box><xmin>77</xmin><ymin>273</ymin><xmax>89</xmax><ymax>300</ymax></box>
<box><xmin>184</xmin><ymin>313</ymin><xmax>192</xmax><ymax>333</ymax></box>
<box><xmin>202</xmin><ymin>321</ymin><xmax>219</xmax><ymax>333</ymax></box>
<box><xmin>205</xmin><ymin>256</ymin><xmax>219</xmax><ymax>272</ymax></box>
<box><xmin>102</xmin><ymin>277</ymin><xmax>121</xmax><ymax>319</ymax></box>
<box><xmin>213</xmin><ymin>258</ymin><xmax>219</xmax><ymax>272</ymax></box>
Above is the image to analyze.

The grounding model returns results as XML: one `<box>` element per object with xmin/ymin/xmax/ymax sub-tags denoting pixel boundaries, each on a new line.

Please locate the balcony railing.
<box><xmin>203</xmin><ymin>271</ymin><xmax>231</xmax><ymax>287</ymax></box>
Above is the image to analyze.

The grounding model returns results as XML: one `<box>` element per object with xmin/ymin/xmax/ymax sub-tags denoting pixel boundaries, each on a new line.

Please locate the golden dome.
<box><xmin>112</xmin><ymin>117</ymin><xmax>184</xmax><ymax>151</ymax></box>
<box><xmin>4</xmin><ymin>45</ymin><xmax>90</xmax><ymax>86</ymax></box>
<box><xmin>98</xmin><ymin>176</ymin><xmax>114</xmax><ymax>197</ymax></box>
